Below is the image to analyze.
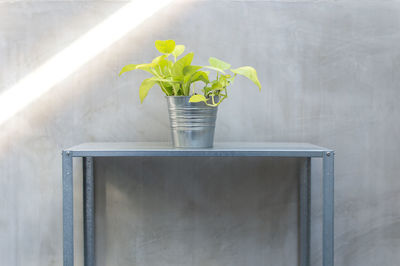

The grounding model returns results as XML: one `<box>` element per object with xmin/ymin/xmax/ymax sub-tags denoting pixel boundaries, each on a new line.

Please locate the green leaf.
<box><xmin>191</xmin><ymin>71</ymin><xmax>209</xmax><ymax>84</ymax></box>
<box><xmin>189</xmin><ymin>94</ymin><xmax>207</xmax><ymax>103</ymax></box>
<box><xmin>211</xmin><ymin>80</ymin><xmax>223</xmax><ymax>91</ymax></box>
<box><xmin>172</xmin><ymin>45</ymin><xmax>185</xmax><ymax>59</ymax></box>
<box><xmin>183</xmin><ymin>65</ymin><xmax>202</xmax><ymax>76</ymax></box>
<box><xmin>172</xmin><ymin>52</ymin><xmax>194</xmax><ymax>75</ymax></box>
<box><xmin>203</xmin><ymin>86</ymin><xmax>212</xmax><ymax>95</ymax></box>
<box><xmin>218</xmin><ymin>74</ymin><xmax>232</xmax><ymax>87</ymax></box>
<box><xmin>119</xmin><ymin>64</ymin><xmax>138</xmax><ymax>76</ymax></box>
<box><xmin>183</xmin><ymin>74</ymin><xmax>192</xmax><ymax>95</ymax></box>
<box><xmin>171</xmin><ymin>83</ymin><xmax>181</xmax><ymax>95</ymax></box>
<box><xmin>231</xmin><ymin>66</ymin><xmax>261</xmax><ymax>91</ymax></box>
<box><xmin>159</xmin><ymin>59</ymin><xmax>172</xmax><ymax>68</ymax></box>
<box><xmin>155</xmin><ymin>40</ymin><xmax>176</xmax><ymax>54</ymax></box>
<box><xmin>171</xmin><ymin>75</ymin><xmax>184</xmax><ymax>82</ymax></box>
<box><xmin>135</xmin><ymin>63</ymin><xmax>156</xmax><ymax>74</ymax></box>
<box><xmin>139</xmin><ymin>78</ymin><xmax>157</xmax><ymax>103</ymax></box>
<box><xmin>209</xmin><ymin>57</ymin><xmax>231</xmax><ymax>70</ymax></box>
<box><xmin>152</xmin><ymin>55</ymin><xmax>167</xmax><ymax>65</ymax></box>
<box><xmin>159</xmin><ymin>59</ymin><xmax>173</xmax><ymax>75</ymax></box>
<box><xmin>151</xmin><ymin>77</ymin><xmax>181</xmax><ymax>83</ymax></box>
<box><xmin>203</xmin><ymin>66</ymin><xmax>226</xmax><ymax>74</ymax></box>
<box><xmin>161</xmin><ymin>83</ymin><xmax>174</xmax><ymax>95</ymax></box>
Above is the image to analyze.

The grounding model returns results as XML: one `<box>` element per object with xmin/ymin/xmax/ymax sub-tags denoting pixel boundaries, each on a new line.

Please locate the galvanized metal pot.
<box><xmin>166</xmin><ymin>96</ymin><xmax>218</xmax><ymax>148</ymax></box>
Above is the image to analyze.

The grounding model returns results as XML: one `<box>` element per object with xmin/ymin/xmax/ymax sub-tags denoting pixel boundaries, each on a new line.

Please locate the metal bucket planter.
<box><xmin>166</xmin><ymin>96</ymin><xmax>218</xmax><ymax>148</ymax></box>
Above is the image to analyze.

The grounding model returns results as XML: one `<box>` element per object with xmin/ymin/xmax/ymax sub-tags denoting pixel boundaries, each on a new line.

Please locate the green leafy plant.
<box><xmin>119</xmin><ymin>40</ymin><xmax>261</xmax><ymax>106</ymax></box>
<box><xmin>119</xmin><ymin>40</ymin><xmax>206</xmax><ymax>103</ymax></box>
<box><xmin>189</xmin><ymin>57</ymin><xmax>261</xmax><ymax>106</ymax></box>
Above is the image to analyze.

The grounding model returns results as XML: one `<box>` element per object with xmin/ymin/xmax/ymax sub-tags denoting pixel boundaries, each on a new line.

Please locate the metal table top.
<box><xmin>65</xmin><ymin>142</ymin><xmax>333</xmax><ymax>157</ymax></box>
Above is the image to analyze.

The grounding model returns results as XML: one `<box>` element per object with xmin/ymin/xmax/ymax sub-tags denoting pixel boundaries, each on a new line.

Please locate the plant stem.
<box><xmin>158</xmin><ymin>82</ymin><xmax>169</xmax><ymax>95</ymax></box>
<box><xmin>150</xmin><ymin>69</ymin><xmax>169</xmax><ymax>95</ymax></box>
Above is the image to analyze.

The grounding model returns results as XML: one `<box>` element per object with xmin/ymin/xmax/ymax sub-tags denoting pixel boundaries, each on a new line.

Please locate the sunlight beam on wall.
<box><xmin>0</xmin><ymin>0</ymin><xmax>173</xmax><ymax>125</ymax></box>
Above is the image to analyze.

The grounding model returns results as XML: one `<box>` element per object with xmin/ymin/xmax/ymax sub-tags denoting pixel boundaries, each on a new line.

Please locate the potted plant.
<box><xmin>119</xmin><ymin>40</ymin><xmax>261</xmax><ymax>148</ymax></box>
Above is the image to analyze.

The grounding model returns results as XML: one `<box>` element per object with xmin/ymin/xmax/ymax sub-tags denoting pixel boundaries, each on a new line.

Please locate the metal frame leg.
<box><xmin>323</xmin><ymin>152</ymin><xmax>334</xmax><ymax>266</ymax></box>
<box><xmin>83</xmin><ymin>157</ymin><xmax>95</xmax><ymax>266</ymax></box>
<box><xmin>299</xmin><ymin>158</ymin><xmax>311</xmax><ymax>266</ymax></box>
<box><xmin>63</xmin><ymin>151</ymin><xmax>74</xmax><ymax>266</ymax></box>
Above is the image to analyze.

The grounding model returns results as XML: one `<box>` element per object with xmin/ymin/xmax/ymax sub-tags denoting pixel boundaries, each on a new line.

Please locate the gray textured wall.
<box><xmin>1</xmin><ymin>0</ymin><xmax>400</xmax><ymax>265</ymax></box>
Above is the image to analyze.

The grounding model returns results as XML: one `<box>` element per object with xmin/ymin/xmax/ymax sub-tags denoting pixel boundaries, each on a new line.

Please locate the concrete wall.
<box><xmin>1</xmin><ymin>0</ymin><xmax>400</xmax><ymax>265</ymax></box>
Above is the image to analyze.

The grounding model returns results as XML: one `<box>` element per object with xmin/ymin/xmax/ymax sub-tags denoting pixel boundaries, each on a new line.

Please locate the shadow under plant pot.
<box><xmin>166</xmin><ymin>96</ymin><xmax>218</xmax><ymax>148</ymax></box>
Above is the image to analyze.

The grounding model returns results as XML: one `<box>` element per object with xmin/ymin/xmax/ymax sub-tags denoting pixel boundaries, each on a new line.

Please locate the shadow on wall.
<box><xmin>94</xmin><ymin>156</ymin><xmax>302</xmax><ymax>266</ymax></box>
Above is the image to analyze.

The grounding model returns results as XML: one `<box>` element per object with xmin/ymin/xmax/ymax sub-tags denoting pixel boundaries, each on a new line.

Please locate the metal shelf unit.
<box><xmin>62</xmin><ymin>142</ymin><xmax>334</xmax><ymax>266</ymax></box>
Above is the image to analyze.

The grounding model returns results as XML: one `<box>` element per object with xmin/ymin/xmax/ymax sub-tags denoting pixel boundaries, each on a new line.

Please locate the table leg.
<box><xmin>83</xmin><ymin>157</ymin><xmax>95</xmax><ymax>266</ymax></box>
<box><xmin>323</xmin><ymin>152</ymin><xmax>334</xmax><ymax>266</ymax></box>
<box><xmin>63</xmin><ymin>151</ymin><xmax>74</xmax><ymax>266</ymax></box>
<box><xmin>300</xmin><ymin>158</ymin><xmax>311</xmax><ymax>266</ymax></box>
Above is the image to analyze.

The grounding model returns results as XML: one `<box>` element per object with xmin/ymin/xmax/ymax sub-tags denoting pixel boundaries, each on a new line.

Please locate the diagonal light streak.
<box><xmin>0</xmin><ymin>0</ymin><xmax>173</xmax><ymax>125</ymax></box>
